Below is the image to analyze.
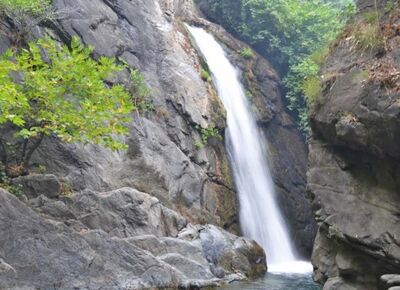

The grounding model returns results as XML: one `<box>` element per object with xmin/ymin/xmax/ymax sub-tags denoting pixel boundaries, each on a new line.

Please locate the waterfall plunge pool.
<box><xmin>221</xmin><ymin>273</ymin><xmax>321</xmax><ymax>290</ymax></box>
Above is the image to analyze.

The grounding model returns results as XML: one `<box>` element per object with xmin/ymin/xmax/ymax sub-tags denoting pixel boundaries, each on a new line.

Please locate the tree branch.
<box><xmin>0</xmin><ymin>138</ymin><xmax>8</xmax><ymax>166</ymax></box>
<box><xmin>23</xmin><ymin>133</ymin><xmax>44</xmax><ymax>170</ymax></box>
<box><xmin>20</xmin><ymin>138</ymin><xmax>29</xmax><ymax>165</ymax></box>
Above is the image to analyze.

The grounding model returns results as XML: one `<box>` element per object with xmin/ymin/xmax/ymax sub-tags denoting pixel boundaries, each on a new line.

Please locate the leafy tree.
<box><xmin>0</xmin><ymin>37</ymin><xmax>135</xmax><ymax>177</ymax></box>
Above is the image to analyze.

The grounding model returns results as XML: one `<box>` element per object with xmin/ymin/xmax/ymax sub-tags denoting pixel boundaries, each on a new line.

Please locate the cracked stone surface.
<box><xmin>0</xmin><ymin>188</ymin><xmax>266</xmax><ymax>289</ymax></box>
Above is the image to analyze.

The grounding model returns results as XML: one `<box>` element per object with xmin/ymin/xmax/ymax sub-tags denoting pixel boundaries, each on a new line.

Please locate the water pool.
<box><xmin>221</xmin><ymin>273</ymin><xmax>321</xmax><ymax>290</ymax></box>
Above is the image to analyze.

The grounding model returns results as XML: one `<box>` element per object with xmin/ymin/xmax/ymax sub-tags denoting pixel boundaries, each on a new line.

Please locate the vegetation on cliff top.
<box><xmin>198</xmin><ymin>0</ymin><xmax>355</xmax><ymax>132</ymax></box>
<box><xmin>0</xmin><ymin>0</ymin><xmax>51</xmax><ymax>14</ymax></box>
<box><xmin>0</xmin><ymin>0</ymin><xmax>56</xmax><ymax>46</ymax></box>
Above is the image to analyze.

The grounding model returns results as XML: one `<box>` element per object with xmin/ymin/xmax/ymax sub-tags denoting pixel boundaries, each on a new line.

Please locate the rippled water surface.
<box><xmin>221</xmin><ymin>273</ymin><xmax>321</xmax><ymax>290</ymax></box>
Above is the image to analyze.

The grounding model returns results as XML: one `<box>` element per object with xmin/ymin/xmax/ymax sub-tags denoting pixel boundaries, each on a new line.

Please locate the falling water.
<box><xmin>188</xmin><ymin>25</ymin><xmax>312</xmax><ymax>273</ymax></box>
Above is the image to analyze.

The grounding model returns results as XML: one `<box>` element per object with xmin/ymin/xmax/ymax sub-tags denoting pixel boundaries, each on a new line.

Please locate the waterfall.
<box><xmin>188</xmin><ymin>25</ymin><xmax>312</xmax><ymax>274</ymax></box>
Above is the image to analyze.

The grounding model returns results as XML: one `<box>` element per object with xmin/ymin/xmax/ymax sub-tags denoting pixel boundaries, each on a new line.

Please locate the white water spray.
<box><xmin>188</xmin><ymin>25</ymin><xmax>312</xmax><ymax>274</ymax></box>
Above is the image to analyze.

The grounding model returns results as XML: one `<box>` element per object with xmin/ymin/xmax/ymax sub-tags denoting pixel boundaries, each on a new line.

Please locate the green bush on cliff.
<box><xmin>352</xmin><ymin>10</ymin><xmax>384</xmax><ymax>52</ymax></box>
<box><xmin>129</xmin><ymin>69</ymin><xmax>154</xmax><ymax>113</ymax></box>
<box><xmin>195</xmin><ymin>125</ymin><xmax>223</xmax><ymax>148</ymax></box>
<box><xmin>0</xmin><ymin>37</ymin><xmax>135</xmax><ymax>177</ymax></box>
<box><xmin>241</xmin><ymin>47</ymin><xmax>254</xmax><ymax>59</ymax></box>
<box><xmin>0</xmin><ymin>0</ymin><xmax>54</xmax><ymax>45</ymax></box>
<box><xmin>0</xmin><ymin>0</ymin><xmax>51</xmax><ymax>14</ymax></box>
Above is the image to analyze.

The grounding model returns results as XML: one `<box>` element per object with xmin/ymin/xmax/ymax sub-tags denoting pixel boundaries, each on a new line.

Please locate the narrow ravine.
<box><xmin>188</xmin><ymin>25</ymin><xmax>313</xmax><ymax>276</ymax></box>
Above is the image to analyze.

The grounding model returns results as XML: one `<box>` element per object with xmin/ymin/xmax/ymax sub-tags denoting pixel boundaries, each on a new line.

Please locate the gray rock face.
<box><xmin>12</xmin><ymin>174</ymin><xmax>61</xmax><ymax>199</ymax></box>
<box><xmin>308</xmin><ymin>1</ymin><xmax>400</xmax><ymax>289</ymax></box>
<box><xmin>14</xmin><ymin>0</ymin><xmax>238</xmax><ymax>232</ymax></box>
<box><xmin>0</xmin><ymin>188</ymin><xmax>266</xmax><ymax>289</ymax></box>
<box><xmin>31</xmin><ymin>187</ymin><xmax>188</xmax><ymax>238</ymax></box>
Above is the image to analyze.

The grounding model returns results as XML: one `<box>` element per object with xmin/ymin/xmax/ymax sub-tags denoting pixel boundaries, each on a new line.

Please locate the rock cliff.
<box><xmin>308</xmin><ymin>0</ymin><xmax>400</xmax><ymax>289</ymax></box>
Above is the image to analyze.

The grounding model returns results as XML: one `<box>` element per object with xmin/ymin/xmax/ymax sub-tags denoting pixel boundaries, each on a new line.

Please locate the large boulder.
<box><xmin>0</xmin><ymin>188</ymin><xmax>266</xmax><ymax>289</ymax></box>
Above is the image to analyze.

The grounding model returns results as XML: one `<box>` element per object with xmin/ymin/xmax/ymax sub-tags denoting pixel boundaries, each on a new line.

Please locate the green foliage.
<box><xmin>283</xmin><ymin>56</ymin><xmax>320</xmax><ymax>131</ymax></box>
<box><xmin>0</xmin><ymin>0</ymin><xmax>54</xmax><ymax>45</ymax></box>
<box><xmin>203</xmin><ymin>0</ymin><xmax>354</xmax><ymax>67</ymax></box>
<box><xmin>241</xmin><ymin>47</ymin><xmax>254</xmax><ymax>59</ymax></box>
<box><xmin>200</xmin><ymin>0</ymin><xmax>355</xmax><ymax>133</ymax></box>
<box><xmin>60</xmin><ymin>180</ymin><xmax>72</xmax><ymax>196</ymax></box>
<box><xmin>363</xmin><ymin>10</ymin><xmax>380</xmax><ymax>24</ymax></box>
<box><xmin>0</xmin><ymin>164</ymin><xmax>23</xmax><ymax>197</ymax></box>
<box><xmin>201</xmin><ymin>69</ymin><xmax>211</xmax><ymax>82</ymax></box>
<box><xmin>245</xmin><ymin>90</ymin><xmax>253</xmax><ymax>101</ymax></box>
<box><xmin>309</xmin><ymin>47</ymin><xmax>330</xmax><ymax>66</ymax></box>
<box><xmin>0</xmin><ymin>37</ymin><xmax>135</xmax><ymax>176</ymax></box>
<box><xmin>351</xmin><ymin>11</ymin><xmax>383</xmax><ymax>51</ymax></box>
<box><xmin>385</xmin><ymin>1</ymin><xmax>395</xmax><ymax>13</ymax></box>
<box><xmin>195</xmin><ymin>125</ymin><xmax>223</xmax><ymax>148</ymax></box>
<box><xmin>0</xmin><ymin>0</ymin><xmax>51</xmax><ymax>15</ymax></box>
<box><xmin>129</xmin><ymin>69</ymin><xmax>154</xmax><ymax>113</ymax></box>
<box><xmin>302</xmin><ymin>76</ymin><xmax>322</xmax><ymax>107</ymax></box>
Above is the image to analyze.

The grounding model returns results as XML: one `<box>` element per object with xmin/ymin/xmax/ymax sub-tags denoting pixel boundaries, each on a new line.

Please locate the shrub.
<box><xmin>310</xmin><ymin>47</ymin><xmax>330</xmax><ymax>66</ymax></box>
<box><xmin>303</xmin><ymin>76</ymin><xmax>322</xmax><ymax>107</ymax></box>
<box><xmin>0</xmin><ymin>164</ymin><xmax>23</xmax><ymax>196</ymax></box>
<box><xmin>201</xmin><ymin>69</ymin><xmax>211</xmax><ymax>82</ymax></box>
<box><xmin>0</xmin><ymin>0</ymin><xmax>51</xmax><ymax>15</ymax></box>
<box><xmin>0</xmin><ymin>37</ymin><xmax>135</xmax><ymax>177</ymax></box>
<box><xmin>0</xmin><ymin>0</ymin><xmax>54</xmax><ymax>45</ymax></box>
<box><xmin>129</xmin><ymin>69</ymin><xmax>154</xmax><ymax>113</ymax></box>
<box><xmin>352</xmin><ymin>22</ymin><xmax>384</xmax><ymax>51</ymax></box>
<box><xmin>195</xmin><ymin>125</ymin><xmax>222</xmax><ymax>148</ymax></box>
<box><xmin>241</xmin><ymin>47</ymin><xmax>254</xmax><ymax>59</ymax></box>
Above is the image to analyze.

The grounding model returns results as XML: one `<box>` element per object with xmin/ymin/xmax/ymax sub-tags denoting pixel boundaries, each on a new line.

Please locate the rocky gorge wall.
<box><xmin>0</xmin><ymin>0</ymin><xmax>315</xmax><ymax>288</ymax></box>
<box><xmin>308</xmin><ymin>0</ymin><xmax>400</xmax><ymax>289</ymax></box>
